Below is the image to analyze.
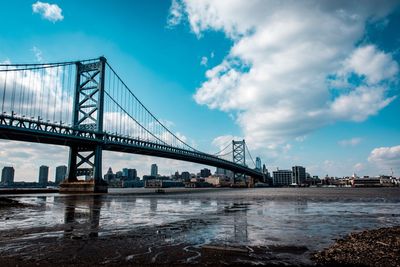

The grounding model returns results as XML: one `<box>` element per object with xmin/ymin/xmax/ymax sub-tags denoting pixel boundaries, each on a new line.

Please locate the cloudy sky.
<box><xmin>0</xmin><ymin>0</ymin><xmax>399</xmax><ymax>181</ymax></box>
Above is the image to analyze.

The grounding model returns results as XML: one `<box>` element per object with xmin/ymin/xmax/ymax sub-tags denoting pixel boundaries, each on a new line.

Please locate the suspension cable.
<box><xmin>245</xmin><ymin>143</ymin><xmax>256</xmax><ymax>168</ymax></box>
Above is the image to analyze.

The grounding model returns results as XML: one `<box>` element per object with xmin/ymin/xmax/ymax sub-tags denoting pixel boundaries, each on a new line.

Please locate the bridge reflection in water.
<box><xmin>61</xmin><ymin>196</ymin><xmax>103</xmax><ymax>238</ymax></box>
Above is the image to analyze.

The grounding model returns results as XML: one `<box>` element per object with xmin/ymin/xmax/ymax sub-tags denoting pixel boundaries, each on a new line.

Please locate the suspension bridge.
<box><xmin>0</xmin><ymin>57</ymin><xmax>263</xmax><ymax>192</ymax></box>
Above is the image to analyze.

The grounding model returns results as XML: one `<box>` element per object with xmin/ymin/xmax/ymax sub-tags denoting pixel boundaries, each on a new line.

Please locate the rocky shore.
<box><xmin>313</xmin><ymin>226</ymin><xmax>400</xmax><ymax>267</ymax></box>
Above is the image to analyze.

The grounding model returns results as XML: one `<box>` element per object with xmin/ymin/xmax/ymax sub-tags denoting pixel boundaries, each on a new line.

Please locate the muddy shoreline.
<box><xmin>1</xmin><ymin>188</ymin><xmax>400</xmax><ymax>266</ymax></box>
<box><xmin>313</xmin><ymin>226</ymin><xmax>400</xmax><ymax>267</ymax></box>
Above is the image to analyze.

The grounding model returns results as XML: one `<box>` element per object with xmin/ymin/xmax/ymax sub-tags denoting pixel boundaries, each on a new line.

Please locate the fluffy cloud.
<box><xmin>344</xmin><ymin>45</ymin><xmax>399</xmax><ymax>84</ymax></box>
<box><xmin>32</xmin><ymin>1</ymin><xmax>64</xmax><ymax>23</ymax></box>
<box><xmin>338</xmin><ymin>137</ymin><xmax>362</xmax><ymax>147</ymax></box>
<box><xmin>368</xmin><ymin>145</ymin><xmax>400</xmax><ymax>173</ymax></box>
<box><xmin>170</xmin><ymin>0</ymin><xmax>399</xmax><ymax>153</ymax></box>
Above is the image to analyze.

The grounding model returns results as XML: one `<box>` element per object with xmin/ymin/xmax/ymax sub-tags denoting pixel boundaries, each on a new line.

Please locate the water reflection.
<box><xmin>233</xmin><ymin>205</ymin><xmax>248</xmax><ymax>243</ymax></box>
<box><xmin>149</xmin><ymin>198</ymin><xmax>158</xmax><ymax>214</ymax></box>
<box><xmin>63</xmin><ymin>195</ymin><xmax>102</xmax><ymax>238</ymax></box>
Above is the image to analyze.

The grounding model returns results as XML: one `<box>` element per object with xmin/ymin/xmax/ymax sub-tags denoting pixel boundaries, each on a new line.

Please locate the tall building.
<box><xmin>38</xmin><ymin>165</ymin><xmax>49</xmax><ymax>186</ymax></box>
<box><xmin>122</xmin><ymin>168</ymin><xmax>137</xmax><ymax>180</ymax></box>
<box><xmin>255</xmin><ymin>157</ymin><xmax>262</xmax><ymax>171</ymax></box>
<box><xmin>104</xmin><ymin>167</ymin><xmax>115</xmax><ymax>182</ymax></box>
<box><xmin>55</xmin><ymin>165</ymin><xmax>67</xmax><ymax>184</ymax></box>
<box><xmin>1</xmin><ymin>166</ymin><xmax>15</xmax><ymax>185</ymax></box>
<box><xmin>150</xmin><ymin>164</ymin><xmax>158</xmax><ymax>177</ymax></box>
<box><xmin>272</xmin><ymin>169</ymin><xmax>292</xmax><ymax>186</ymax></box>
<box><xmin>292</xmin><ymin>166</ymin><xmax>306</xmax><ymax>185</ymax></box>
<box><xmin>200</xmin><ymin>168</ymin><xmax>211</xmax><ymax>178</ymax></box>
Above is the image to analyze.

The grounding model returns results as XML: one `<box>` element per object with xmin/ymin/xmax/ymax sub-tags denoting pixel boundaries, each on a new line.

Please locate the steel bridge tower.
<box><xmin>62</xmin><ymin>57</ymin><xmax>107</xmax><ymax>192</ymax></box>
<box><xmin>232</xmin><ymin>140</ymin><xmax>246</xmax><ymax>184</ymax></box>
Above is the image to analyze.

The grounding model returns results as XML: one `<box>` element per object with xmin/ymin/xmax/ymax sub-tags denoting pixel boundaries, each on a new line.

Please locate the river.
<box><xmin>1</xmin><ymin>187</ymin><xmax>399</xmax><ymax>266</ymax></box>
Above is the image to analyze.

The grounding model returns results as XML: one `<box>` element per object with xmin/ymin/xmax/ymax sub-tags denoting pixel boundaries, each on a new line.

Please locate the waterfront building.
<box><xmin>38</xmin><ymin>165</ymin><xmax>49</xmax><ymax>186</ymax></box>
<box><xmin>205</xmin><ymin>176</ymin><xmax>231</xmax><ymax>187</ymax></box>
<box><xmin>181</xmin><ymin>171</ymin><xmax>191</xmax><ymax>181</ymax></box>
<box><xmin>143</xmin><ymin>175</ymin><xmax>157</xmax><ymax>181</ymax></box>
<box><xmin>1</xmin><ymin>166</ymin><xmax>15</xmax><ymax>185</ymax></box>
<box><xmin>150</xmin><ymin>164</ymin><xmax>158</xmax><ymax>177</ymax></box>
<box><xmin>292</xmin><ymin>166</ymin><xmax>306</xmax><ymax>185</ymax></box>
<box><xmin>200</xmin><ymin>168</ymin><xmax>211</xmax><ymax>178</ymax></box>
<box><xmin>272</xmin><ymin>169</ymin><xmax>292</xmax><ymax>186</ymax></box>
<box><xmin>122</xmin><ymin>179</ymin><xmax>144</xmax><ymax>188</ymax></box>
<box><xmin>55</xmin><ymin>165</ymin><xmax>67</xmax><ymax>184</ymax></box>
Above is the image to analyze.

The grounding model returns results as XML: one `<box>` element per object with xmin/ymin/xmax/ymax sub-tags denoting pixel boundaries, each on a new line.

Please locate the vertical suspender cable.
<box><xmin>2</xmin><ymin>66</ymin><xmax>8</xmax><ymax>113</ymax></box>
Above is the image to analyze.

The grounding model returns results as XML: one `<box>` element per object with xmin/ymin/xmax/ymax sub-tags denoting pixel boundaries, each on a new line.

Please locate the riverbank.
<box><xmin>313</xmin><ymin>226</ymin><xmax>400</xmax><ymax>266</ymax></box>
<box><xmin>0</xmin><ymin>188</ymin><xmax>58</xmax><ymax>195</ymax></box>
<box><xmin>1</xmin><ymin>188</ymin><xmax>400</xmax><ymax>266</ymax></box>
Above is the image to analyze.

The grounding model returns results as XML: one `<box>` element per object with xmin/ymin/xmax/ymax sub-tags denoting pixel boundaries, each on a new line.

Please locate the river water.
<box><xmin>1</xmin><ymin>187</ymin><xmax>400</xmax><ymax>265</ymax></box>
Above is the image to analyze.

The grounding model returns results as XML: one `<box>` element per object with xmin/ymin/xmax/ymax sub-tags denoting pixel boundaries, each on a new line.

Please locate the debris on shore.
<box><xmin>313</xmin><ymin>226</ymin><xmax>400</xmax><ymax>267</ymax></box>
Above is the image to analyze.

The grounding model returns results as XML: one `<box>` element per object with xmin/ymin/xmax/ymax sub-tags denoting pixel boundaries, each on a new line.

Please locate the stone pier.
<box><xmin>59</xmin><ymin>180</ymin><xmax>108</xmax><ymax>193</ymax></box>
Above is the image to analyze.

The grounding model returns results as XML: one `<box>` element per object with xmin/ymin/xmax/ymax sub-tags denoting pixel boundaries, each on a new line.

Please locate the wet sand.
<box><xmin>1</xmin><ymin>188</ymin><xmax>400</xmax><ymax>266</ymax></box>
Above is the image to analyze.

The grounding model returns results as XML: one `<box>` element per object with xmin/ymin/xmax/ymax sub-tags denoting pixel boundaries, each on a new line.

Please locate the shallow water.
<box><xmin>1</xmin><ymin>187</ymin><xmax>400</xmax><ymax>265</ymax></box>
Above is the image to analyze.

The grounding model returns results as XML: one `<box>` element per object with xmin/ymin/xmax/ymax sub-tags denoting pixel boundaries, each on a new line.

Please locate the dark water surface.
<box><xmin>1</xmin><ymin>187</ymin><xmax>400</xmax><ymax>265</ymax></box>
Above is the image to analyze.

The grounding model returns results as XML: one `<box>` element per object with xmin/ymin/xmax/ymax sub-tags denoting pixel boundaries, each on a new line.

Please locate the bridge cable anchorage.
<box><xmin>245</xmin><ymin>143</ymin><xmax>256</xmax><ymax>168</ymax></box>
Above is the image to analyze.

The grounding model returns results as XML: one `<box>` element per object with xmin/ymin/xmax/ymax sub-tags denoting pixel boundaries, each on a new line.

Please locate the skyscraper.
<box><xmin>292</xmin><ymin>166</ymin><xmax>306</xmax><ymax>185</ymax></box>
<box><xmin>104</xmin><ymin>167</ymin><xmax>115</xmax><ymax>182</ymax></box>
<box><xmin>122</xmin><ymin>168</ymin><xmax>137</xmax><ymax>180</ymax></box>
<box><xmin>55</xmin><ymin>165</ymin><xmax>67</xmax><ymax>184</ymax></box>
<box><xmin>150</xmin><ymin>164</ymin><xmax>158</xmax><ymax>177</ymax></box>
<box><xmin>38</xmin><ymin>165</ymin><xmax>49</xmax><ymax>186</ymax></box>
<box><xmin>1</xmin><ymin>166</ymin><xmax>15</xmax><ymax>185</ymax></box>
<box><xmin>255</xmin><ymin>157</ymin><xmax>262</xmax><ymax>170</ymax></box>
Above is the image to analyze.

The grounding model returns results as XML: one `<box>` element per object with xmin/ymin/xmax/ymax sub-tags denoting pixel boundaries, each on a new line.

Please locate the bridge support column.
<box><xmin>232</xmin><ymin>140</ymin><xmax>246</xmax><ymax>186</ymax></box>
<box><xmin>60</xmin><ymin>57</ymin><xmax>108</xmax><ymax>193</ymax></box>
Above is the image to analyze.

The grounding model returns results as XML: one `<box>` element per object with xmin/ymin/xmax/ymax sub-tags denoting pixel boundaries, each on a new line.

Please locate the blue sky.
<box><xmin>0</xmin><ymin>0</ymin><xmax>399</xmax><ymax>181</ymax></box>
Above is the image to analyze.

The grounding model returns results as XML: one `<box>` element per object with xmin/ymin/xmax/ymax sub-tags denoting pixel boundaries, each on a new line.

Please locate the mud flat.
<box><xmin>313</xmin><ymin>226</ymin><xmax>400</xmax><ymax>266</ymax></box>
<box><xmin>0</xmin><ymin>188</ymin><xmax>58</xmax><ymax>195</ymax></box>
<box><xmin>1</xmin><ymin>188</ymin><xmax>400</xmax><ymax>266</ymax></box>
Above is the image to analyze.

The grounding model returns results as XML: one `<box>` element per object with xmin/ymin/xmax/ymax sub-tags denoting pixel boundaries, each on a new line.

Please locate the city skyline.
<box><xmin>0</xmin><ymin>1</ymin><xmax>399</xmax><ymax>181</ymax></box>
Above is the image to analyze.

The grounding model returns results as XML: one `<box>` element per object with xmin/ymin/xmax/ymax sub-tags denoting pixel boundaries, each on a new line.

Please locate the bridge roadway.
<box><xmin>0</xmin><ymin>114</ymin><xmax>263</xmax><ymax>179</ymax></box>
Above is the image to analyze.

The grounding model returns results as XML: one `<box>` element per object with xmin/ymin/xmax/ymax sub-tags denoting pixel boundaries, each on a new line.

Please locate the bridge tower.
<box><xmin>232</xmin><ymin>140</ymin><xmax>246</xmax><ymax>184</ymax></box>
<box><xmin>61</xmin><ymin>57</ymin><xmax>108</xmax><ymax>193</ymax></box>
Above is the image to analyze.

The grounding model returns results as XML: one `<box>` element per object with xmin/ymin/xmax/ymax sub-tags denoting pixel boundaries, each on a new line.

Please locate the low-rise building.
<box><xmin>272</xmin><ymin>169</ymin><xmax>292</xmax><ymax>186</ymax></box>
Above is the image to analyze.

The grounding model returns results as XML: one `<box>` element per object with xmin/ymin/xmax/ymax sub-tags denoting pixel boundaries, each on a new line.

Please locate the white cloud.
<box><xmin>353</xmin><ymin>162</ymin><xmax>365</xmax><ymax>173</ymax></box>
<box><xmin>338</xmin><ymin>137</ymin><xmax>362</xmax><ymax>147</ymax></box>
<box><xmin>31</xmin><ymin>46</ymin><xmax>43</xmax><ymax>62</ymax></box>
<box><xmin>166</xmin><ymin>0</ymin><xmax>184</xmax><ymax>28</ymax></box>
<box><xmin>368</xmin><ymin>145</ymin><xmax>400</xmax><ymax>174</ymax></box>
<box><xmin>344</xmin><ymin>45</ymin><xmax>399</xmax><ymax>84</ymax></box>
<box><xmin>330</xmin><ymin>86</ymin><xmax>396</xmax><ymax>122</ymax></box>
<box><xmin>32</xmin><ymin>1</ymin><xmax>64</xmax><ymax>23</ymax></box>
<box><xmin>169</xmin><ymin>0</ymin><xmax>399</xmax><ymax>153</ymax></box>
<box><xmin>200</xmin><ymin>56</ymin><xmax>208</xmax><ymax>66</ymax></box>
